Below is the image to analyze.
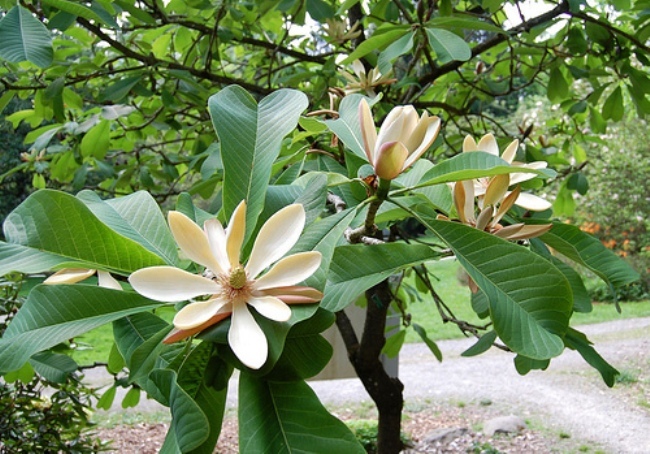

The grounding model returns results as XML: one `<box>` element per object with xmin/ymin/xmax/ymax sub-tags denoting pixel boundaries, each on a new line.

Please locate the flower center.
<box><xmin>229</xmin><ymin>265</ymin><xmax>247</xmax><ymax>289</ymax></box>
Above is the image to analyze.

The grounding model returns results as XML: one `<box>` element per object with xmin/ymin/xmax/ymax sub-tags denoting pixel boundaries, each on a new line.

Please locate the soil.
<box><xmin>91</xmin><ymin>317</ymin><xmax>650</xmax><ymax>453</ymax></box>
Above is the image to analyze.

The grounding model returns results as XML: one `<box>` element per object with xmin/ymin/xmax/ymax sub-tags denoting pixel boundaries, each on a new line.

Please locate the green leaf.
<box><xmin>77</xmin><ymin>190</ymin><xmax>179</xmax><ymax>265</ymax></box>
<box><xmin>461</xmin><ymin>330</ymin><xmax>497</xmax><ymax>357</ymax></box>
<box><xmin>547</xmin><ymin>67</ymin><xmax>569</xmax><ymax>103</ymax></box>
<box><xmin>539</xmin><ymin>222</ymin><xmax>640</xmax><ymax>290</ymax></box>
<box><xmin>564</xmin><ymin>328</ymin><xmax>619</xmax><ymax>387</ymax></box>
<box><xmin>107</xmin><ymin>342</ymin><xmax>125</xmax><ymax>374</ymax></box>
<box><xmin>377</xmin><ymin>31</ymin><xmax>414</xmax><ymax>74</ymax></box>
<box><xmin>0</xmin><ymin>285</ymin><xmax>162</xmax><ymax>373</ymax></box>
<box><xmin>0</xmin><ymin>241</ymin><xmax>72</xmax><ymax>276</ymax></box>
<box><xmin>602</xmin><ymin>86</ymin><xmax>624</xmax><ymax>121</ymax></box>
<box><xmin>3</xmin><ymin>190</ymin><xmax>166</xmax><ymax>274</ymax></box>
<box><xmin>112</xmin><ymin>313</ymin><xmax>173</xmax><ymax>387</ymax></box>
<box><xmin>426</xmin><ymin>17</ymin><xmax>505</xmax><ymax>34</ymax></box>
<box><xmin>341</xmin><ymin>28</ymin><xmax>409</xmax><ymax>65</ymax></box>
<box><xmin>208</xmin><ymin>86</ymin><xmax>308</xmax><ymax>241</ymax></box>
<box><xmin>122</xmin><ymin>387</ymin><xmax>141</xmax><ymax>408</ymax></box>
<box><xmin>80</xmin><ymin>120</ymin><xmax>110</xmax><ymax>159</ymax></box>
<box><xmin>412</xmin><ymin>324</ymin><xmax>443</xmax><ymax>361</ymax></box>
<box><xmin>290</xmin><ymin>208</ymin><xmax>357</xmax><ymax>291</ymax></box>
<box><xmin>150</xmin><ymin>369</ymin><xmax>210</xmax><ymax>453</ymax></box>
<box><xmin>423</xmin><ymin>218</ymin><xmax>572</xmax><ymax>360</ymax></box>
<box><xmin>29</xmin><ymin>351</ymin><xmax>78</xmax><ymax>383</ymax></box>
<box><xmin>382</xmin><ymin>329</ymin><xmax>406</xmax><ymax>358</ymax></box>
<box><xmin>325</xmin><ymin>94</ymin><xmax>371</xmax><ymax>158</ymax></box>
<box><xmin>514</xmin><ymin>355</ymin><xmax>550</xmax><ymax>375</ymax></box>
<box><xmin>306</xmin><ymin>0</ymin><xmax>334</xmax><ymax>21</ymax></box>
<box><xmin>322</xmin><ymin>243</ymin><xmax>439</xmax><ymax>312</ymax></box>
<box><xmin>0</xmin><ymin>6</ymin><xmax>53</xmax><ymax>68</ymax></box>
<box><xmin>413</xmin><ymin>151</ymin><xmax>553</xmax><ymax>191</ymax></box>
<box><xmin>96</xmin><ymin>386</ymin><xmax>116</xmax><ymax>410</ymax></box>
<box><xmin>239</xmin><ymin>373</ymin><xmax>365</xmax><ymax>453</ymax></box>
<box><xmin>41</xmin><ymin>0</ymin><xmax>106</xmax><ymax>23</ymax></box>
<box><xmin>425</xmin><ymin>27</ymin><xmax>471</xmax><ymax>64</ymax></box>
<box><xmin>265</xmin><ymin>309</ymin><xmax>335</xmax><ymax>381</ymax></box>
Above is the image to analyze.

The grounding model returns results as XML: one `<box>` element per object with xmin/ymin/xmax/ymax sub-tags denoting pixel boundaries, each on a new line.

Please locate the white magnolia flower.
<box><xmin>463</xmin><ymin>133</ymin><xmax>551</xmax><ymax>211</ymax></box>
<box><xmin>128</xmin><ymin>201</ymin><xmax>322</xmax><ymax>370</ymax></box>
<box><xmin>359</xmin><ymin>99</ymin><xmax>441</xmax><ymax>180</ymax></box>
<box><xmin>44</xmin><ymin>268</ymin><xmax>122</xmax><ymax>290</ymax></box>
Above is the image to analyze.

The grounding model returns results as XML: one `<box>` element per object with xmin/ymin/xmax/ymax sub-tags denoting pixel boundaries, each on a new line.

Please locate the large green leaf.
<box><xmin>208</xmin><ymin>86</ymin><xmax>308</xmax><ymax>241</ymax></box>
<box><xmin>77</xmin><ymin>190</ymin><xmax>179</xmax><ymax>265</ymax></box>
<box><xmin>322</xmin><ymin>243</ymin><xmax>439</xmax><ymax>312</ymax></box>
<box><xmin>0</xmin><ymin>6</ymin><xmax>53</xmax><ymax>68</ymax></box>
<box><xmin>0</xmin><ymin>241</ymin><xmax>72</xmax><ymax>276</ymax></box>
<box><xmin>409</xmin><ymin>152</ymin><xmax>553</xmax><ymax>192</ymax></box>
<box><xmin>264</xmin><ymin>309</ymin><xmax>335</xmax><ymax>381</ymax></box>
<box><xmin>425</xmin><ymin>27</ymin><xmax>471</xmax><ymax>64</ymax></box>
<box><xmin>0</xmin><ymin>285</ymin><xmax>161</xmax><ymax>373</ymax></box>
<box><xmin>238</xmin><ymin>373</ymin><xmax>365</xmax><ymax>453</ymax></box>
<box><xmin>3</xmin><ymin>189</ymin><xmax>166</xmax><ymax>274</ymax></box>
<box><xmin>340</xmin><ymin>27</ymin><xmax>409</xmax><ymax>65</ymax></box>
<box><xmin>540</xmin><ymin>222</ymin><xmax>639</xmax><ymax>289</ymax></box>
<box><xmin>113</xmin><ymin>312</ymin><xmax>172</xmax><ymax>386</ymax></box>
<box><xmin>150</xmin><ymin>369</ymin><xmax>210</xmax><ymax>453</ymax></box>
<box><xmin>29</xmin><ymin>351</ymin><xmax>78</xmax><ymax>383</ymax></box>
<box><xmin>324</xmin><ymin>94</ymin><xmax>371</xmax><ymax>158</ymax></box>
<box><xmin>290</xmin><ymin>208</ymin><xmax>357</xmax><ymax>291</ymax></box>
<box><xmin>423</xmin><ymin>218</ymin><xmax>572</xmax><ymax>360</ymax></box>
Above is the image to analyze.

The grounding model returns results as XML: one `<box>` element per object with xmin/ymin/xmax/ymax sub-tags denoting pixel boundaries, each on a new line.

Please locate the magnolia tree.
<box><xmin>0</xmin><ymin>0</ymin><xmax>646</xmax><ymax>453</ymax></box>
<box><xmin>0</xmin><ymin>86</ymin><xmax>639</xmax><ymax>453</ymax></box>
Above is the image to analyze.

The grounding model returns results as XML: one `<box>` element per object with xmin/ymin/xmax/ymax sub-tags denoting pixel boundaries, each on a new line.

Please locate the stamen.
<box><xmin>229</xmin><ymin>265</ymin><xmax>247</xmax><ymax>289</ymax></box>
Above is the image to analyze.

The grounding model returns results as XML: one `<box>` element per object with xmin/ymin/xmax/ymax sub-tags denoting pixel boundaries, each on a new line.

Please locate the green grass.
<box><xmin>71</xmin><ymin>260</ymin><xmax>650</xmax><ymax>364</ymax></box>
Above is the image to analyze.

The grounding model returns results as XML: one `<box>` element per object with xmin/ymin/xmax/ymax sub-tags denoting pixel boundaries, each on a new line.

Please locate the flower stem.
<box><xmin>364</xmin><ymin>177</ymin><xmax>391</xmax><ymax>234</ymax></box>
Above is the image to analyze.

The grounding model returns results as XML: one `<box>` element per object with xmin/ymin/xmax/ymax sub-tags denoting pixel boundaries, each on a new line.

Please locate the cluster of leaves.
<box><xmin>0</xmin><ymin>277</ymin><xmax>101</xmax><ymax>454</ymax></box>
<box><xmin>0</xmin><ymin>0</ymin><xmax>649</xmax><ymax>203</ymax></box>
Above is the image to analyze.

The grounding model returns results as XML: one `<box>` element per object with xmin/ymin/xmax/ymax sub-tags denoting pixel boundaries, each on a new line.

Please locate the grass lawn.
<box><xmin>72</xmin><ymin>260</ymin><xmax>650</xmax><ymax>365</ymax></box>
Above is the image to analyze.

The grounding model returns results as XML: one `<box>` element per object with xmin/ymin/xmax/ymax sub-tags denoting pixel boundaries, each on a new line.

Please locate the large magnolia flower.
<box><xmin>360</xmin><ymin>99</ymin><xmax>441</xmax><ymax>180</ymax></box>
<box><xmin>44</xmin><ymin>268</ymin><xmax>122</xmax><ymax>290</ymax></box>
<box><xmin>463</xmin><ymin>134</ymin><xmax>551</xmax><ymax>211</ymax></box>
<box><xmin>128</xmin><ymin>202</ymin><xmax>322</xmax><ymax>370</ymax></box>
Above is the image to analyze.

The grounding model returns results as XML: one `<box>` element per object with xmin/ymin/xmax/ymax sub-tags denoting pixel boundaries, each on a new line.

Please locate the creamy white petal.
<box><xmin>501</xmin><ymin>140</ymin><xmax>519</xmax><ymax>163</ymax></box>
<box><xmin>374</xmin><ymin>141</ymin><xmax>408</xmax><ymax>180</ymax></box>
<box><xmin>129</xmin><ymin>266</ymin><xmax>220</xmax><ymax>302</ymax></box>
<box><xmin>229</xmin><ymin>303</ymin><xmax>268</xmax><ymax>369</ymax></box>
<box><xmin>247</xmin><ymin>296</ymin><xmax>292</xmax><ymax>322</ymax></box>
<box><xmin>204</xmin><ymin>219</ymin><xmax>229</xmax><ymax>275</ymax></box>
<box><xmin>477</xmin><ymin>134</ymin><xmax>499</xmax><ymax>156</ymax></box>
<box><xmin>98</xmin><ymin>271</ymin><xmax>122</xmax><ymax>290</ymax></box>
<box><xmin>254</xmin><ymin>251</ymin><xmax>322</xmax><ymax>290</ymax></box>
<box><xmin>359</xmin><ymin>99</ymin><xmax>377</xmax><ymax>163</ymax></box>
<box><xmin>173</xmin><ymin>297</ymin><xmax>229</xmax><ymax>330</ymax></box>
<box><xmin>514</xmin><ymin>192</ymin><xmax>552</xmax><ymax>211</ymax></box>
<box><xmin>226</xmin><ymin>201</ymin><xmax>247</xmax><ymax>268</ymax></box>
<box><xmin>44</xmin><ymin>268</ymin><xmax>96</xmax><ymax>285</ymax></box>
<box><xmin>463</xmin><ymin>135</ymin><xmax>479</xmax><ymax>152</ymax></box>
<box><xmin>375</xmin><ymin>107</ymin><xmax>408</xmax><ymax>149</ymax></box>
<box><xmin>168</xmin><ymin>211</ymin><xmax>224</xmax><ymax>275</ymax></box>
<box><xmin>352</xmin><ymin>60</ymin><xmax>365</xmax><ymax>78</ymax></box>
<box><xmin>484</xmin><ymin>174</ymin><xmax>510</xmax><ymax>207</ymax></box>
<box><xmin>246</xmin><ymin>204</ymin><xmax>305</xmax><ymax>279</ymax></box>
<box><xmin>403</xmin><ymin>116</ymin><xmax>441</xmax><ymax>170</ymax></box>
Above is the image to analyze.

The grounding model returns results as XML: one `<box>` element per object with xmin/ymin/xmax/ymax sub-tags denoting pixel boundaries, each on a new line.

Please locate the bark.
<box><xmin>336</xmin><ymin>280</ymin><xmax>405</xmax><ymax>454</ymax></box>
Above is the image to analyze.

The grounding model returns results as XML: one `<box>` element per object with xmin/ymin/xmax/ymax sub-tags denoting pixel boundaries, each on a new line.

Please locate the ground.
<box><xmin>91</xmin><ymin>317</ymin><xmax>650</xmax><ymax>453</ymax></box>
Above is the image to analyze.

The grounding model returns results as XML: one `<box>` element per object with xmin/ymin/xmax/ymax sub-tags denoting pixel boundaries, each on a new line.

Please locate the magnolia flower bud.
<box><xmin>359</xmin><ymin>99</ymin><xmax>441</xmax><ymax>180</ymax></box>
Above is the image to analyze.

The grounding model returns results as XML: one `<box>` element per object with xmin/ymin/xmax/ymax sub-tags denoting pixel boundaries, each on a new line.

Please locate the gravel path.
<box><xmin>90</xmin><ymin>317</ymin><xmax>650</xmax><ymax>453</ymax></box>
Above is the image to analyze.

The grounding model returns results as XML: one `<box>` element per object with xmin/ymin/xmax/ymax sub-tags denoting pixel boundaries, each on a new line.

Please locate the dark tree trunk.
<box><xmin>336</xmin><ymin>280</ymin><xmax>405</xmax><ymax>454</ymax></box>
